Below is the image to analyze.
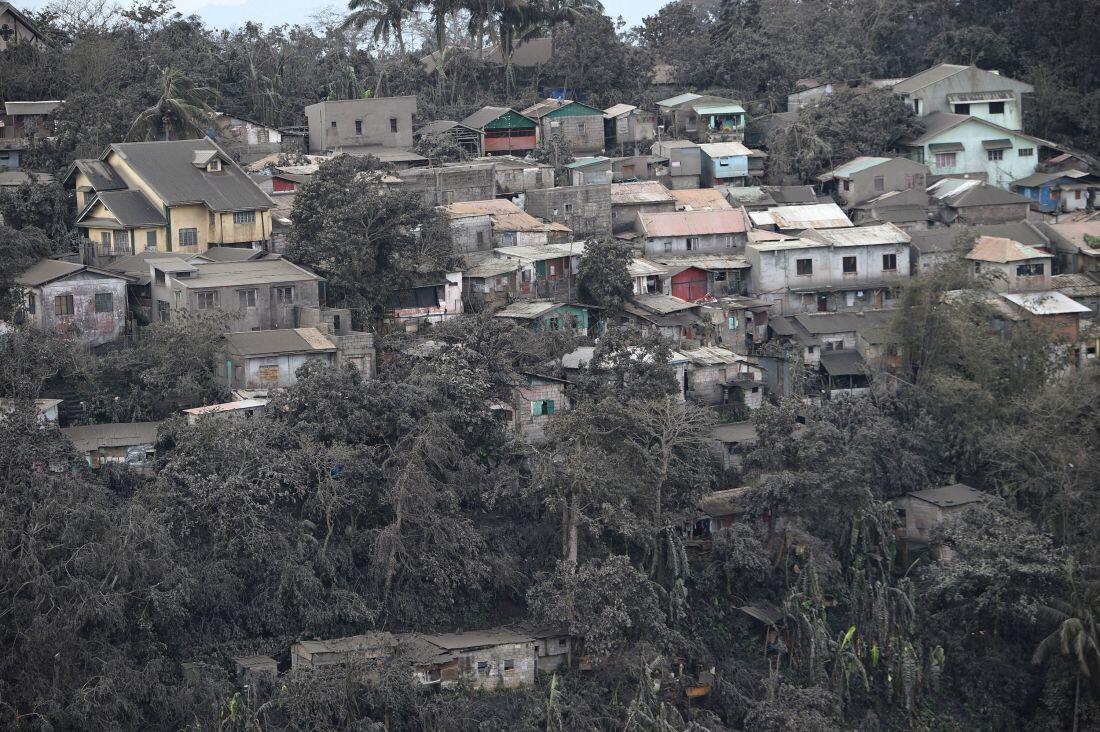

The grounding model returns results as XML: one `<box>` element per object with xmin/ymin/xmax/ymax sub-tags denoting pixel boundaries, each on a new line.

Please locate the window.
<box><xmin>685</xmin><ymin>237</ymin><xmax>698</xmax><ymax>251</ymax></box>
<box><xmin>825</xmin><ymin>340</ymin><xmax>842</xmax><ymax>351</ymax></box>
<box><xmin>113</xmin><ymin>230</ymin><xmax>128</xmax><ymax>252</ymax></box>
<box><xmin>94</xmin><ymin>292</ymin><xmax>113</xmax><ymax>313</ymax></box>
<box><xmin>873</xmin><ymin>175</ymin><xmax>885</xmax><ymax>192</ymax></box>
<box><xmin>912</xmin><ymin>99</ymin><xmax>922</xmax><ymax>115</ymax></box>
<box><xmin>531</xmin><ymin>399</ymin><xmax>555</xmax><ymax>416</ymax></box>
<box><xmin>719</xmin><ymin>156</ymin><xmax>730</xmax><ymax>167</ymax></box>
<box><xmin>974</xmin><ymin>262</ymin><xmax>981</xmax><ymax>273</ymax></box>
<box><xmin>207</xmin><ymin>159</ymin><xmax>221</xmax><ymax>172</ymax></box>
<box><xmin>558</xmin><ymin>638</ymin><xmax>567</xmax><ymax>649</ymax></box>
<box><xmin>196</xmin><ymin>291</ymin><xmax>218</xmax><ymax>310</ymax></box>
<box><xmin>238</xmin><ymin>289</ymin><xmax>257</xmax><ymax>308</ymax></box>
<box><xmin>933</xmin><ymin>152</ymin><xmax>957</xmax><ymax>168</ymax></box>
<box><xmin>274</xmin><ymin>286</ymin><xmax>295</xmax><ymax>304</ymax></box>
<box><xmin>26</xmin><ymin>293</ymin><xmax>35</xmax><ymax>314</ymax></box>
<box><xmin>904</xmin><ymin>173</ymin><xmax>924</xmax><ymax>188</ymax></box>
<box><xmin>475</xmin><ymin>231</ymin><xmax>485</xmax><ymax>246</ymax></box>
<box><xmin>233</xmin><ymin>211</ymin><xmax>256</xmax><ymax>225</ymax></box>
<box><xmin>882</xmin><ymin>253</ymin><xmax>897</xmax><ymax>271</ymax></box>
<box><xmin>354</xmin><ymin>119</ymin><xmax>362</xmax><ymax>135</ymax></box>
<box><xmin>987</xmin><ymin>148</ymin><xmax>1004</xmax><ymax>162</ymax></box>
<box><xmin>953</xmin><ymin>103</ymin><xmax>970</xmax><ymax>114</ymax></box>
<box><xmin>54</xmin><ymin>295</ymin><xmax>74</xmax><ymax>316</ymax></box>
<box><xmin>146</xmin><ymin>230</ymin><xmax>157</xmax><ymax>250</ymax></box>
<box><xmin>1018</xmin><ymin>147</ymin><xmax>1034</xmax><ymax>157</ymax></box>
<box><xmin>476</xmin><ymin>661</ymin><xmax>490</xmax><ymax>676</ymax></box>
<box><xmin>796</xmin><ymin>258</ymin><xmax>813</xmax><ymax>275</ymax></box>
<box><xmin>806</xmin><ymin>345</ymin><xmax>816</xmax><ymax>354</ymax></box>
<box><xmin>563</xmin><ymin>203</ymin><xmax>573</xmax><ymax>214</ymax></box>
<box><xmin>989</xmin><ymin>101</ymin><xmax>1005</xmax><ymax>114</ymax></box>
<box><xmin>1017</xmin><ymin>263</ymin><xmax>1044</xmax><ymax>277</ymax></box>
<box><xmin>389</xmin><ymin>117</ymin><xmax>398</xmax><ymax>133</ymax></box>
<box><xmin>842</xmin><ymin>180</ymin><xmax>851</xmax><ymax>191</ymax></box>
<box><xmin>157</xmin><ymin>300</ymin><xmax>170</xmax><ymax>322</ymax></box>
<box><xmin>503</xmin><ymin>659</ymin><xmax>515</xmax><ymax>672</ymax></box>
<box><xmin>663</xmin><ymin>241</ymin><xmax>672</xmax><ymax>253</ymax></box>
<box><xmin>99</xmin><ymin>232</ymin><xmax>111</xmax><ymax>255</ymax></box>
<box><xmin>175</xmin><ymin>291</ymin><xmax>182</xmax><ymax>308</ymax></box>
<box><xmin>179</xmin><ymin>228</ymin><xmax>199</xmax><ymax>247</ymax></box>
<box><xmin>577</xmin><ymin>121</ymin><xmax>586</xmax><ymax>134</ymax></box>
<box><xmin>842</xmin><ymin>256</ymin><xmax>857</xmax><ymax>273</ymax></box>
<box><xmin>330</xmin><ymin>120</ymin><xmax>337</xmax><ymax>128</ymax></box>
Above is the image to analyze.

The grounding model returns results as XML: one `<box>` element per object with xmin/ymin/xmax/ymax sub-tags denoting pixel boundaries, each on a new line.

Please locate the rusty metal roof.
<box><xmin>638</xmin><ymin>209</ymin><xmax>748</xmax><ymax>236</ymax></box>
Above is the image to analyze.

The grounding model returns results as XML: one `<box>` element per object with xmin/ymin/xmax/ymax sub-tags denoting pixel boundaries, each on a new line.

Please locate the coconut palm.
<box><xmin>342</xmin><ymin>0</ymin><xmax>415</xmax><ymax>54</ymax></box>
<box><xmin>1033</xmin><ymin>569</ymin><xmax>1100</xmax><ymax>732</ymax></box>
<box><xmin>127</xmin><ymin>67</ymin><xmax>219</xmax><ymax>142</ymax></box>
<box><xmin>493</xmin><ymin>0</ymin><xmax>602</xmax><ymax>93</ymax></box>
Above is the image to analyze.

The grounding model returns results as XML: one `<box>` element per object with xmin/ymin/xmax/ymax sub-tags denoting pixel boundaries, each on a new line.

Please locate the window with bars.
<box><xmin>233</xmin><ymin>211</ymin><xmax>256</xmax><ymax>225</ymax></box>
<box><xmin>94</xmin><ymin>292</ymin><xmax>113</xmax><ymax>313</ymax></box>
<box><xmin>987</xmin><ymin>149</ymin><xmax>1004</xmax><ymax>162</ymax></box>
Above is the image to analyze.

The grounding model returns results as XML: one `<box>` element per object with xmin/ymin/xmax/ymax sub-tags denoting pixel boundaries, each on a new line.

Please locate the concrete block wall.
<box><xmin>525</xmin><ymin>184</ymin><xmax>612</xmax><ymax>239</ymax></box>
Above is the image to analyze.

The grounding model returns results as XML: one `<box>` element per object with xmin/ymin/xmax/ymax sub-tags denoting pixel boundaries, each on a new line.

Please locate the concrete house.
<box><xmin>656</xmin><ymin>93</ymin><xmax>747</xmax><ymax>142</ymax></box>
<box><xmin>681</xmin><ymin>346</ymin><xmax>765</xmax><ymax>407</ymax></box>
<box><xmin>565</xmin><ymin>156</ymin><xmax>613</xmax><ymax>186</ymax></box>
<box><xmin>61</xmin><ymin>421</ymin><xmax>160</xmax><ymax>469</ymax></box>
<box><xmin>304</xmin><ymin>96</ymin><xmax>417</xmax><ymax>153</ymax></box>
<box><xmin>291</xmin><ymin>633</ymin><xmax>397</xmax><ymax>671</ymax></box>
<box><xmin>745</xmin><ymin>223</ymin><xmax>911</xmax><ymax>315</ymax></box>
<box><xmin>908</xmin><ymin>221</ymin><xmax>1048</xmax><ymax>274</ymax></box>
<box><xmin>966</xmin><ymin>235</ymin><xmax>1052</xmax><ymax>291</ymax></box>
<box><xmin>1</xmin><ymin>100</ymin><xmax>61</xmax><ymax>170</ymax></box>
<box><xmin>635</xmin><ymin>209</ymin><xmax>749</xmax><ymax>255</ymax></box>
<box><xmin>525</xmin><ymin>184</ymin><xmax>612</xmax><ymax>239</ymax></box>
<box><xmin>892</xmin><ymin>64</ymin><xmax>1033</xmax><ymax>132</ymax></box>
<box><xmin>144</xmin><ymin>256</ymin><xmax>323</xmax><ymax>330</ymax></box>
<box><xmin>447</xmin><ymin>155</ymin><xmax>555</xmax><ymax>197</ymax></box>
<box><xmin>818</xmin><ymin>156</ymin><xmax>929</xmax><ymax>206</ymax></box>
<box><xmin>699</xmin><ymin>142</ymin><xmax>765</xmax><ymax>187</ymax></box>
<box><xmin>651</xmin><ymin>253</ymin><xmax>750</xmax><ymax>301</ymax></box>
<box><xmin>408</xmin><ymin>630</ymin><xmax>538</xmax><ymax>690</ymax></box>
<box><xmin>901</xmin><ymin>112</ymin><xmax>1048</xmax><ymax>189</ymax></box>
<box><xmin>507</xmin><ymin>372</ymin><xmax>570</xmax><ymax>442</ymax></box>
<box><xmin>611</xmin><ymin>154</ymin><xmax>666</xmax><ymax>182</ymax></box>
<box><xmin>219</xmin><ymin>326</ymin><xmax>374</xmax><ymax>389</ymax></box>
<box><xmin>999</xmin><ymin>291</ymin><xmax>1091</xmax><ymax>345</ymax></box>
<box><xmin>389</xmin><ymin>163</ymin><xmax>496</xmax><ymax>206</ymax></box>
<box><xmin>443</xmin><ymin>199</ymin><xmax>571</xmax><ymax>250</ymax></box>
<box><xmin>620</xmin><ymin>293</ymin><xmax>705</xmax><ymax>344</ymax></box>
<box><xmin>15</xmin><ymin>259</ymin><xmax>130</xmax><ymax>346</ymax></box>
<box><xmin>1011</xmin><ymin>170</ymin><xmax>1099</xmax><ymax>214</ymax></box>
<box><xmin>66</xmin><ymin>140</ymin><xmax>276</xmax><ymax>260</ymax></box>
<box><xmin>652</xmin><ymin>140</ymin><xmax>702</xmax><ymax>189</ymax></box>
<box><xmin>749</xmin><ymin>203</ymin><xmax>853</xmax><ymax>234</ymax></box>
<box><xmin>386</xmin><ymin>272</ymin><xmax>464</xmax><ymax>329</ymax></box>
<box><xmin>849</xmin><ymin>188</ymin><xmax>932</xmax><ymax>230</ymax></box>
<box><xmin>520</xmin><ymin>99</ymin><xmax>605</xmax><ymax>155</ymax></box>
<box><xmin>459</xmin><ymin>108</ymin><xmax>539</xmax><ymax>157</ymax></box>
<box><xmin>483</xmin><ymin>242</ymin><xmax>584</xmax><ymax>301</ymax></box>
<box><xmin>927</xmin><ymin>178</ymin><xmax>1032</xmax><ymax>225</ymax></box>
<box><xmin>893</xmin><ymin>483</ymin><xmax>989</xmax><ymax>545</ymax></box>
<box><xmin>610</xmin><ymin>181</ymin><xmax>676</xmax><ymax>233</ymax></box>
<box><xmin>414</xmin><ymin>119</ymin><xmax>482</xmax><ymax>157</ymax></box>
<box><xmin>603</xmin><ymin>104</ymin><xmax>657</xmax><ymax>153</ymax></box>
<box><xmin>1038</xmin><ymin>222</ymin><xmax>1100</xmax><ymax>275</ymax></box>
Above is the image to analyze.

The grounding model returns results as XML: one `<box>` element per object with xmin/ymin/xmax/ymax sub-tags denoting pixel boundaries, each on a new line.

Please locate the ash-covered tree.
<box><xmin>288</xmin><ymin>154</ymin><xmax>458</xmax><ymax>327</ymax></box>
<box><xmin>570</xmin><ymin>326</ymin><xmax>679</xmax><ymax>403</ymax></box>
<box><xmin>577</xmin><ymin>237</ymin><xmax>634</xmax><ymax>312</ymax></box>
<box><xmin>801</xmin><ymin>87</ymin><xmax>920</xmax><ymax>166</ymax></box>
<box><xmin>0</xmin><ymin>225</ymin><xmax>62</xmax><ymax>318</ymax></box>
<box><xmin>413</xmin><ymin>131</ymin><xmax>469</xmax><ymax>164</ymax></box>
<box><xmin>530</xmin><ymin>131</ymin><xmax>575</xmax><ymax>185</ymax></box>
<box><xmin>0</xmin><ymin>180</ymin><xmax>73</xmax><ymax>238</ymax></box>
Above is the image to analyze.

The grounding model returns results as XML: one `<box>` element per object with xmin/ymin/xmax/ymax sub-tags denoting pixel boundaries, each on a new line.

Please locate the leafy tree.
<box><xmin>0</xmin><ymin>180</ymin><xmax>73</xmax><ymax>238</ymax></box>
<box><xmin>577</xmin><ymin>237</ymin><xmax>633</xmax><ymax>312</ymax></box>
<box><xmin>570</xmin><ymin>326</ymin><xmax>679</xmax><ymax>403</ymax></box>
<box><xmin>0</xmin><ymin>225</ymin><xmax>62</xmax><ymax>318</ymax></box>
<box><xmin>287</xmin><ymin>154</ymin><xmax>457</xmax><ymax>326</ymax></box>
<box><xmin>413</xmin><ymin>130</ymin><xmax>470</xmax><ymax>163</ymax></box>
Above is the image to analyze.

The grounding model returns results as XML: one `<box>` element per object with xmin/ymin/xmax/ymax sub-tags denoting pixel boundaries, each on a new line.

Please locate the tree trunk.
<box><xmin>566</xmin><ymin>493</ymin><xmax>579</xmax><ymax>569</ymax></box>
<box><xmin>1073</xmin><ymin>671</ymin><xmax>1081</xmax><ymax>732</ymax></box>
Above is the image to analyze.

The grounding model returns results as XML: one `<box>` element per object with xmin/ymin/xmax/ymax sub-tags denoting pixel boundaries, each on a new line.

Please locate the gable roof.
<box><xmin>671</xmin><ymin>188</ymin><xmax>733</xmax><ymax>211</ymax></box>
<box><xmin>801</xmin><ymin>222</ymin><xmax>910</xmax><ymax>247</ymax></box>
<box><xmin>657</xmin><ymin>92</ymin><xmax>703</xmax><ymax>109</ymax></box>
<box><xmin>1001</xmin><ymin>291</ymin><xmax>1091</xmax><ymax>315</ymax></box>
<box><xmin>928</xmin><ymin>178</ymin><xmax>1031</xmax><ymax>207</ymax></box>
<box><xmin>610</xmin><ymin>181</ymin><xmax>676</xmax><ymax>205</ymax></box>
<box><xmin>756</xmin><ymin>203</ymin><xmax>852</xmax><ymax>230</ymax></box>
<box><xmin>699</xmin><ymin>141</ymin><xmax>756</xmax><ymax>158</ymax></box>
<box><xmin>66</xmin><ymin>158</ymin><xmax>127</xmax><ymax>192</ymax></box>
<box><xmin>108</xmin><ymin>139</ymin><xmax>275</xmax><ymax>212</ymax></box>
<box><xmin>15</xmin><ymin>259</ymin><xmax>125</xmax><ymax>287</ymax></box>
<box><xmin>0</xmin><ymin>2</ymin><xmax>51</xmax><ymax>45</ymax></box>
<box><xmin>904</xmin><ymin>483</ymin><xmax>988</xmax><ymax>507</ymax></box>
<box><xmin>906</xmin><ymin>111</ymin><xmax>1050</xmax><ymax>147</ymax></box>
<box><xmin>910</xmin><ymin>222</ymin><xmax>1049</xmax><ymax>255</ymax></box>
<box><xmin>223</xmin><ymin>327</ymin><xmax>336</xmax><ymax>357</ymax></box>
<box><xmin>966</xmin><ymin>235</ymin><xmax>1050</xmax><ymax>263</ymax></box>
<box><xmin>892</xmin><ymin>63</ymin><xmax>970</xmax><ymax>94</ymax></box>
<box><xmin>83</xmin><ymin>190</ymin><xmax>167</xmax><ymax>228</ymax></box>
<box><xmin>638</xmin><ymin>209</ymin><xmax>747</xmax><ymax>236</ymax></box>
<box><xmin>459</xmin><ymin>106</ymin><xmax>535</xmax><ymax>130</ymax></box>
<box><xmin>1011</xmin><ymin>170</ymin><xmax>1091</xmax><ymax>188</ymax></box>
<box><xmin>415</xmin><ymin>119</ymin><xmax>477</xmax><ymax>136</ymax></box>
<box><xmin>520</xmin><ymin>99</ymin><xmax>603</xmax><ymax>119</ymax></box>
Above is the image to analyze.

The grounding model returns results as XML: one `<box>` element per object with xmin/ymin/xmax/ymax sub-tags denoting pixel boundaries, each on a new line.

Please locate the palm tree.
<box><xmin>342</xmin><ymin>0</ymin><xmax>414</xmax><ymax>54</ymax></box>
<box><xmin>1033</xmin><ymin>569</ymin><xmax>1100</xmax><ymax>732</ymax></box>
<box><xmin>127</xmin><ymin>67</ymin><xmax>219</xmax><ymax>142</ymax></box>
<box><xmin>493</xmin><ymin>0</ymin><xmax>602</xmax><ymax>94</ymax></box>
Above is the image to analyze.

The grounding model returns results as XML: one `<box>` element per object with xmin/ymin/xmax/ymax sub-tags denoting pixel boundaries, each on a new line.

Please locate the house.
<box><xmin>0</xmin><ymin>2</ymin><xmax>49</xmax><ymax>50</ymax></box>
<box><xmin>461</xmin><ymin>256</ymin><xmax>524</xmax><ymax>306</ymax></box>
<box><xmin>182</xmin><ymin>398</ymin><xmax>268</xmax><ymax>424</ymax></box>
<box><xmin>494</xmin><ymin>301</ymin><xmax>591</xmax><ymax>334</ymax></box>
<box><xmin>66</xmin><ymin>140</ymin><xmax>276</xmax><ymax>260</ymax></box>
<box><xmin>60</xmin><ymin>421</ymin><xmax>160</xmax><ymax>469</ymax></box>
<box><xmin>610</xmin><ymin>181</ymin><xmax>676</xmax><ymax>233</ymax></box>
<box><xmin>219</xmin><ymin>326</ymin><xmax>373</xmax><ymax>389</ymax></box>
<box><xmin>1011</xmin><ymin>170</ymin><xmax>1099</xmax><ymax>214</ymax></box>
<box><xmin>720</xmin><ymin>185</ymin><xmax>815</xmax><ymax>211</ymax></box>
<box><xmin>892</xmin><ymin>64</ymin><xmax>1033</xmax><ymax>131</ymax></box>
<box><xmin>212</xmin><ymin>113</ymin><xmax>286</xmax><ymax>165</ymax></box>
<box><xmin>14</xmin><ymin>259</ymin><xmax>130</xmax><ymax>346</ymax></box>
<box><xmin>268</xmin><ymin>164</ymin><xmax>318</xmax><ymax>194</ymax></box>
<box><xmin>1037</xmin><ymin>221</ymin><xmax>1100</xmax><ymax>275</ymax></box>
<box><xmin>620</xmin><ymin>293</ymin><xmax>705</xmax><ymax>344</ymax></box>
<box><xmin>407</xmin><ymin>629</ymin><xmax>538</xmax><ymax>690</ymax></box>
<box><xmin>459</xmin><ymin>108</ymin><xmax>539</xmax><ymax>158</ymax></box>
<box><xmin>389</xmin><ymin>163</ymin><xmax>496</xmax><ymax>206</ymax></box>
<box><xmin>908</xmin><ymin>222</ymin><xmax>1049</xmax><ymax>274</ymax></box>
<box><xmin>818</xmin><ymin>349</ymin><xmax>872</xmax><ymax>398</ymax></box>
<box><xmin>999</xmin><ymin>291</ymin><xmax>1091</xmax><ymax>344</ymax></box>
<box><xmin>652</xmin><ymin>140</ymin><xmax>702</xmax><ymax>189</ymax></box>
<box><xmin>748</xmin><ymin>203</ymin><xmax>853</xmax><ymax>233</ymax></box>
<box><xmin>817</xmin><ymin>156</ymin><xmax>929</xmax><ymax>206</ymax></box>
<box><xmin>1</xmin><ymin>100</ymin><xmax>61</xmax><ymax>170</ymax></box>
<box><xmin>414</xmin><ymin>120</ymin><xmax>482</xmax><ymax>157</ymax></box>
<box><xmin>387</xmin><ymin>272</ymin><xmax>464</xmax><ymax>329</ymax></box>
<box><xmin>291</xmin><ymin>633</ymin><xmax>397</xmax><ymax>671</ymax></box>
<box><xmin>849</xmin><ymin>188</ymin><xmax>932</xmax><ymax>230</ymax></box>
<box><xmin>656</xmin><ymin>93</ymin><xmax>746</xmax><ymax>142</ymax></box>
<box><xmin>507</xmin><ymin>372</ymin><xmax>570</xmax><ymax>442</ymax></box>
<box><xmin>693</xmin><ymin>486</ymin><xmax>754</xmax><ymax>539</ymax></box>
<box><xmin>603</xmin><ymin>104</ymin><xmax>657</xmax><ymax>153</ymax></box>
<box><xmin>650</xmin><ymin>253</ymin><xmax>750</xmax><ymax>300</ymax></box>
<box><xmin>627</xmin><ymin>256</ymin><xmax>668</xmax><ymax>296</ymax></box>
<box><xmin>893</xmin><ymin>483</ymin><xmax>990</xmax><ymax>545</ymax></box>
<box><xmin>525</xmin><ymin>184</ymin><xmax>612</xmax><ymax>239</ymax></box>
<box><xmin>447</xmin><ymin>155</ymin><xmax>554</xmax><ymax>197</ymax></box>
<box><xmin>442</xmin><ymin>199</ymin><xmax>571</xmax><ymax>249</ymax></box>
<box><xmin>699</xmin><ymin>142</ymin><xmax>765</xmax><ymax>187</ymax></box>
<box><xmin>671</xmin><ymin>188</ymin><xmax>733</xmax><ymax>212</ymax></box>
<box><xmin>745</xmin><ymin>223</ymin><xmax>911</xmax><ymax>314</ymax></box>
<box><xmin>482</xmin><ymin>242</ymin><xmax>584</xmax><ymax>300</ymax></box>
<box><xmin>927</xmin><ymin>178</ymin><xmax>1032</xmax><ymax>225</ymax></box>
<box><xmin>635</xmin><ymin>209</ymin><xmax>749</xmax><ymax>255</ymax></box>
<box><xmin>137</xmin><ymin>256</ymin><xmax>323</xmax><ymax>330</ymax></box>
<box><xmin>681</xmin><ymin>346</ymin><xmax>765</xmax><ymax>407</ymax></box>
<box><xmin>787</xmin><ymin>310</ymin><xmax>898</xmax><ymax>374</ymax></box>
<box><xmin>1051</xmin><ymin>273</ymin><xmax>1100</xmax><ymax>314</ymax></box>
<box><xmin>901</xmin><ymin>112</ymin><xmax>1049</xmax><ymax>189</ymax></box>
<box><xmin>304</xmin><ymin>96</ymin><xmax>417</xmax><ymax>153</ymax></box>
<box><xmin>520</xmin><ymin>99</ymin><xmax>605</xmax><ymax>154</ymax></box>
<box><xmin>966</xmin><ymin>235</ymin><xmax>1052</xmax><ymax>291</ymax></box>
<box><xmin>234</xmin><ymin>656</ymin><xmax>279</xmax><ymax>683</ymax></box>
<box><xmin>610</xmin><ymin>154</ymin><xmax>665</xmax><ymax>182</ymax></box>
<box><xmin>565</xmin><ymin>156</ymin><xmax>613</xmax><ymax>186</ymax></box>
<box><xmin>0</xmin><ymin>398</ymin><xmax>62</xmax><ymax>423</ymax></box>
<box><xmin>515</xmin><ymin>625</ymin><xmax>572</xmax><ymax>673</ymax></box>
<box><xmin>709</xmin><ymin>422</ymin><xmax>758</xmax><ymax>471</ymax></box>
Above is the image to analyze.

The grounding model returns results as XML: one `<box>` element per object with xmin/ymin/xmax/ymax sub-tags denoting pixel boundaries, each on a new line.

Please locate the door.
<box><xmin>817</xmin><ymin>294</ymin><xmax>829</xmax><ymax>312</ymax></box>
<box><xmin>671</xmin><ymin>268</ymin><xmax>709</xmax><ymax>301</ymax></box>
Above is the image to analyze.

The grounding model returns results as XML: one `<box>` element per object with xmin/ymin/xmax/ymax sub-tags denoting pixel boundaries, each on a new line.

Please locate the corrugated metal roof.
<box><xmin>603</xmin><ymin>103</ymin><xmax>637</xmax><ymax>119</ymax></box>
<box><xmin>698</xmin><ymin>141</ymin><xmax>755</xmax><ymax>158</ymax></box>
<box><xmin>565</xmin><ymin>156</ymin><xmax>611</xmax><ymax>169</ymax></box>
<box><xmin>628</xmin><ymin>257</ymin><xmax>668</xmax><ymax>277</ymax></box>
<box><xmin>905</xmin><ymin>483</ymin><xmax>987</xmax><ymax>507</ymax></box>
<box><xmin>632</xmin><ymin>293</ymin><xmax>698</xmax><ymax>314</ymax></box>
<box><xmin>460</xmin><ymin>106</ymin><xmax>535</xmax><ymax>130</ymax></box>
<box><xmin>966</xmin><ymin>235</ymin><xmax>1049</xmax><ymax>263</ymax></box>
<box><xmin>638</xmin><ymin>209</ymin><xmax>748</xmax><ymax>236</ymax></box>
<box><xmin>176</xmin><ymin>258</ymin><xmax>322</xmax><ymax>289</ymax></box>
<box><xmin>747</xmin><ymin>237</ymin><xmax>826</xmax><ymax>252</ymax></box>
<box><xmin>462</xmin><ymin>256</ymin><xmax>522</xmax><ymax>278</ymax></box>
<box><xmin>61</xmin><ymin>421</ymin><xmax>160</xmax><ymax>452</ymax></box>
<box><xmin>651</xmin><ymin>253</ymin><xmax>749</xmax><ymax>270</ymax></box>
<box><xmin>892</xmin><ymin>63</ymin><xmax>968</xmax><ymax>94</ymax></box>
<box><xmin>817</xmin><ymin>156</ymin><xmax>891</xmax><ymax>181</ymax></box>
<box><xmin>15</xmin><ymin>259</ymin><xmax>124</xmax><ymax>287</ymax></box>
<box><xmin>182</xmin><ymin>398</ymin><xmax>268</xmax><ymax>415</ymax></box>
<box><xmin>819</xmin><ymin>349</ymin><xmax>866</xmax><ymax>376</ymax></box>
<box><xmin>801</xmin><ymin>222</ymin><xmax>910</xmax><ymax>247</ymax></box>
<box><xmin>1052</xmin><ymin>273</ymin><xmax>1100</xmax><ymax>298</ymax></box>
<box><xmin>679</xmin><ymin>345</ymin><xmax>744</xmax><ymax>365</ymax></box>
<box><xmin>493</xmin><ymin>245</ymin><xmax>575</xmax><ymax>262</ymax></box>
<box><xmin>946</xmin><ymin>90</ymin><xmax>1014</xmax><ymax>103</ymax></box>
<box><xmin>4</xmin><ymin>100</ymin><xmax>62</xmax><ymax>116</ymax></box>
<box><xmin>444</xmin><ymin>199</ymin><xmax>570</xmax><ymax>233</ymax></box>
<box><xmin>794</xmin><ymin>309</ymin><xmax>894</xmax><ymax>335</ymax></box>
<box><xmin>224</xmin><ymin>327</ymin><xmax>336</xmax><ymax>357</ymax></box>
<box><xmin>766</xmin><ymin>203</ymin><xmax>852</xmax><ymax>230</ymax></box>
<box><xmin>693</xmin><ymin>103</ymin><xmax>745</xmax><ymax>115</ymax></box>
<box><xmin>671</xmin><ymin>188</ymin><xmax>733</xmax><ymax>211</ymax></box>
<box><xmin>610</xmin><ymin>181</ymin><xmax>676</xmax><ymax>205</ymax></box>
<box><xmin>929</xmin><ymin>179</ymin><xmax>1031</xmax><ymax>208</ymax></box>
<box><xmin>656</xmin><ymin>92</ymin><xmax>703</xmax><ymax>109</ymax></box>
<box><xmin>1001</xmin><ymin>291</ymin><xmax>1091</xmax><ymax>315</ymax></box>
<box><xmin>494</xmin><ymin>300</ymin><xmax>565</xmax><ymax>319</ymax></box>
